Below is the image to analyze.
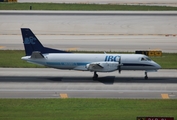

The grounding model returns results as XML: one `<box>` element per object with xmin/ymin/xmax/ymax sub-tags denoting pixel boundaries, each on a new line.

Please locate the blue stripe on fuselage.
<box><xmin>123</xmin><ymin>63</ymin><xmax>153</xmax><ymax>66</ymax></box>
<box><xmin>46</xmin><ymin>62</ymin><xmax>88</xmax><ymax>66</ymax></box>
<box><xmin>46</xmin><ymin>62</ymin><xmax>154</xmax><ymax>67</ymax></box>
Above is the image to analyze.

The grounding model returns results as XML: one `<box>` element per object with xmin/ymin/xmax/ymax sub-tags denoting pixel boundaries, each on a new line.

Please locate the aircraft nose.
<box><xmin>155</xmin><ymin>63</ymin><xmax>161</xmax><ymax>69</ymax></box>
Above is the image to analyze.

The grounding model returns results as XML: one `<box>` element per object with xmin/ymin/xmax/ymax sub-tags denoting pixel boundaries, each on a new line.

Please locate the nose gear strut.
<box><xmin>145</xmin><ymin>71</ymin><xmax>148</xmax><ymax>79</ymax></box>
<box><xmin>92</xmin><ymin>71</ymin><xmax>98</xmax><ymax>80</ymax></box>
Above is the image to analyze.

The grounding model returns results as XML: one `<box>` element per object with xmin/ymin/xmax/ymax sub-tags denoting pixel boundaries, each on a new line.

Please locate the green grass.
<box><xmin>0</xmin><ymin>3</ymin><xmax>177</xmax><ymax>10</ymax></box>
<box><xmin>151</xmin><ymin>54</ymin><xmax>177</xmax><ymax>69</ymax></box>
<box><xmin>0</xmin><ymin>50</ymin><xmax>177</xmax><ymax>68</ymax></box>
<box><xmin>0</xmin><ymin>50</ymin><xmax>44</xmax><ymax>68</ymax></box>
<box><xmin>0</xmin><ymin>99</ymin><xmax>176</xmax><ymax>120</ymax></box>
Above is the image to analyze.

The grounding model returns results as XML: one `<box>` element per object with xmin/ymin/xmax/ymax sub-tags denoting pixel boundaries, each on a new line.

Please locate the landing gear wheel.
<box><xmin>144</xmin><ymin>72</ymin><xmax>148</xmax><ymax>80</ymax></box>
<box><xmin>92</xmin><ymin>72</ymin><xmax>98</xmax><ymax>80</ymax></box>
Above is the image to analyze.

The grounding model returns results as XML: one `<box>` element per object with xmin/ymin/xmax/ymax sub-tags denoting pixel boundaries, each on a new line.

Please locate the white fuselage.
<box><xmin>22</xmin><ymin>53</ymin><xmax>161</xmax><ymax>72</ymax></box>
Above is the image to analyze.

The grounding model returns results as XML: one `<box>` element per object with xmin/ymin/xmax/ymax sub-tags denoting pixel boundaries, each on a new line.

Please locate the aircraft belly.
<box><xmin>46</xmin><ymin>64</ymin><xmax>75</xmax><ymax>69</ymax></box>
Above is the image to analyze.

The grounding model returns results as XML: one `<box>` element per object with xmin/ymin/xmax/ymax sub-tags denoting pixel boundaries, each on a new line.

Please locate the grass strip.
<box><xmin>0</xmin><ymin>50</ymin><xmax>177</xmax><ymax>68</ymax></box>
<box><xmin>0</xmin><ymin>3</ymin><xmax>177</xmax><ymax>11</ymax></box>
<box><xmin>0</xmin><ymin>50</ymin><xmax>43</xmax><ymax>68</ymax></box>
<box><xmin>0</xmin><ymin>99</ymin><xmax>176</xmax><ymax>120</ymax></box>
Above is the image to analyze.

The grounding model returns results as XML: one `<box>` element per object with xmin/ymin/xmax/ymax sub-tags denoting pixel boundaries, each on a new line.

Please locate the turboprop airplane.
<box><xmin>21</xmin><ymin>28</ymin><xmax>161</xmax><ymax>80</ymax></box>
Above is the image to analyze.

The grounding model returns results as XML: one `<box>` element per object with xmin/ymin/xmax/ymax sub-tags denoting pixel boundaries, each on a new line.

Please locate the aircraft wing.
<box><xmin>88</xmin><ymin>63</ymin><xmax>104</xmax><ymax>69</ymax></box>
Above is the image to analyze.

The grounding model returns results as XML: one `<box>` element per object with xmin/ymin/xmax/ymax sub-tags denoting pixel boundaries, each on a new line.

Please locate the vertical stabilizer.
<box><xmin>21</xmin><ymin>28</ymin><xmax>44</xmax><ymax>56</ymax></box>
<box><xmin>21</xmin><ymin>28</ymin><xmax>70</xmax><ymax>56</ymax></box>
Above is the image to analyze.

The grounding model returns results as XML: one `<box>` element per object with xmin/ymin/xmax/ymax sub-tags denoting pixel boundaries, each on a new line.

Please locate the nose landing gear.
<box><xmin>145</xmin><ymin>71</ymin><xmax>148</xmax><ymax>80</ymax></box>
<box><xmin>92</xmin><ymin>71</ymin><xmax>98</xmax><ymax>80</ymax></box>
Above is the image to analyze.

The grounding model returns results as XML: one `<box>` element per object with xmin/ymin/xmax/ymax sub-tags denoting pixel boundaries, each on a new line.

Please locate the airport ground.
<box><xmin>0</xmin><ymin>11</ymin><xmax>177</xmax><ymax>99</ymax></box>
<box><xmin>0</xmin><ymin>3</ymin><xmax>177</xmax><ymax>120</ymax></box>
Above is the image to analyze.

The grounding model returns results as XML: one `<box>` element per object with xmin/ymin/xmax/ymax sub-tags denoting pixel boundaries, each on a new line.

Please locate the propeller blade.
<box><xmin>118</xmin><ymin>56</ymin><xmax>121</xmax><ymax>73</ymax></box>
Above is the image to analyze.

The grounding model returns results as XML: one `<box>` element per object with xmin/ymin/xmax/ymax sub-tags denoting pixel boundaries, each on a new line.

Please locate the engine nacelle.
<box><xmin>86</xmin><ymin>62</ymin><xmax>118</xmax><ymax>72</ymax></box>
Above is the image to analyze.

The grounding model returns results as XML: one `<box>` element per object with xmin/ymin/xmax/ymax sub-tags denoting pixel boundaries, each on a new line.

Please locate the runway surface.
<box><xmin>0</xmin><ymin>68</ymin><xmax>177</xmax><ymax>99</ymax></box>
<box><xmin>1</xmin><ymin>35</ymin><xmax>176</xmax><ymax>52</ymax></box>
<box><xmin>0</xmin><ymin>11</ymin><xmax>177</xmax><ymax>52</ymax></box>
<box><xmin>0</xmin><ymin>10</ymin><xmax>177</xmax><ymax>98</ymax></box>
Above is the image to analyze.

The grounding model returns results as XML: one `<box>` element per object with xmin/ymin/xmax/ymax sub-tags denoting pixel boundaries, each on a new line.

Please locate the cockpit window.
<box><xmin>145</xmin><ymin>57</ymin><xmax>152</xmax><ymax>61</ymax></box>
<box><xmin>141</xmin><ymin>57</ymin><xmax>146</xmax><ymax>61</ymax></box>
<box><xmin>141</xmin><ymin>57</ymin><xmax>152</xmax><ymax>61</ymax></box>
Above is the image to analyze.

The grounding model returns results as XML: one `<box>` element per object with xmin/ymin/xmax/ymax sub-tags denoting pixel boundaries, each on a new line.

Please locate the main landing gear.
<box><xmin>92</xmin><ymin>71</ymin><xmax>149</xmax><ymax>80</ymax></box>
<box><xmin>145</xmin><ymin>71</ymin><xmax>148</xmax><ymax>80</ymax></box>
<box><xmin>92</xmin><ymin>71</ymin><xmax>98</xmax><ymax>80</ymax></box>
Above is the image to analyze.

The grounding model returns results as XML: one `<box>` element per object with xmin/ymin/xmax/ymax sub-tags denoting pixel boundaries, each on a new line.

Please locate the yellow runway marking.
<box><xmin>0</xmin><ymin>46</ymin><xmax>5</xmax><ymax>49</ymax></box>
<box><xmin>60</xmin><ymin>94</ymin><xmax>68</xmax><ymax>98</ymax></box>
<box><xmin>161</xmin><ymin>94</ymin><xmax>169</xmax><ymax>99</ymax></box>
<box><xmin>67</xmin><ymin>48</ymin><xmax>78</xmax><ymax>51</ymax></box>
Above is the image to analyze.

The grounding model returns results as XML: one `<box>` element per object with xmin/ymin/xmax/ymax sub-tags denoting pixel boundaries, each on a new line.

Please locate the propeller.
<box><xmin>117</xmin><ymin>56</ymin><xmax>123</xmax><ymax>73</ymax></box>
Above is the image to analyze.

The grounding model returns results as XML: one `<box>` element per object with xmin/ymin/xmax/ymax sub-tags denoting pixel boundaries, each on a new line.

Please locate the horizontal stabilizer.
<box><xmin>31</xmin><ymin>51</ymin><xmax>44</xmax><ymax>59</ymax></box>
